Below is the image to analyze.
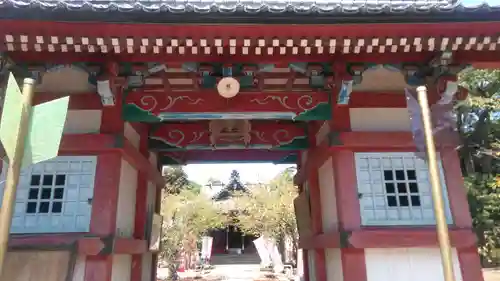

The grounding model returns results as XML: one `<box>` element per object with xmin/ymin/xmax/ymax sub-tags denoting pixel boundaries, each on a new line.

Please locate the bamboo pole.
<box><xmin>0</xmin><ymin>78</ymin><xmax>36</xmax><ymax>277</ymax></box>
<box><xmin>416</xmin><ymin>86</ymin><xmax>456</xmax><ymax>281</ymax></box>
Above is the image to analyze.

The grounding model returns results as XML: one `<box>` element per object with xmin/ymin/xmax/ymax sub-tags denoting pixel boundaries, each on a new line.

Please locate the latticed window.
<box><xmin>27</xmin><ymin>174</ymin><xmax>66</xmax><ymax>214</ymax></box>
<box><xmin>355</xmin><ymin>152</ymin><xmax>452</xmax><ymax>226</ymax></box>
<box><xmin>383</xmin><ymin>169</ymin><xmax>420</xmax><ymax>208</ymax></box>
<box><xmin>0</xmin><ymin>156</ymin><xmax>97</xmax><ymax>233</ymax></box>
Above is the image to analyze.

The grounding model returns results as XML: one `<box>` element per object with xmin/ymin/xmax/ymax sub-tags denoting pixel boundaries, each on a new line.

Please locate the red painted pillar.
<box><xmin>84</xmin><ymin>153</ymin><xmax>122</xmax><ymax>281</ymax></box>
<box><xmin>132</xmin><ymin>123</ymin><xmax>150</xmax><ymax>281</ymax></box>
<box><xmin>306</xmin><ymin>125</ymin><xmax>327</xmax><ymax>281</ymax></box>
<box><xmin>332</xmin><ymin>151</ymin><xmax>367</xmax><ymax>281</ymax></box>
<box><xmin>296</xmin><ymin>154</ymin><xmax>309</xmax><ymax>281</ymax></box>
<box><xmin>151</xmin><ymin>182</ymin><xmax>163</xmax><ymax>281</ymax></box>
<box><xmin>327</xmin><ymin>73</ymin><xmax>367</xmax><ymax>281</ymax></box>
<box><xmin>307</xmin><ymin>167</ymin><xmax>327</xmax><ymax>281</ymax></box>
<box><xmin>331</xmin><ymin>76</ymin><xmax>366</xmax><ymax>281</ymax></box>
<box><xmin>84</xmin><ymin>86</ymin><xmax>125</xmax><ymax>281</ymax></box>
<box><xmin>441</xmin><ymin>148</ymin><xmax>484</xmax><ymax>281</ymax></box>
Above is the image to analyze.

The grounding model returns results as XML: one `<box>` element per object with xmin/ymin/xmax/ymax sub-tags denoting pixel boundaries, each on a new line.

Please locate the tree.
<box><xmin>227</xmin><ymin>170</ymin><xmax>245</xmax><ymax>192</ymax></box>
<box><xmin>160</xmin><ymin>189</ymin><xmax>228</xmax><ymax>277</ymax></box>
<box><xmin>213</xmin><ymin>170</ymin><xmax>246</xmax><ymax>201</ymax></box>
<box><xmin>233</xmin><ymin>167</ymin><xmax>298</xmax><ymax>259</ymax></box>
<box><xmin>163</xmin><ymin>166</ymin><xmax>202</xmax><ymax>194</ymax></box>
<box><xmin>458</xmin><ymin>68</ymin><xmax>500</xmax><ymax>264</ymax></box>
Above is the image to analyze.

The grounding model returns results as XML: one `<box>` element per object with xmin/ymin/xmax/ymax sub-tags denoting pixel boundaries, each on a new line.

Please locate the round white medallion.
<box><xmin>217</xmin><ymin>77</ymin><xmax>240</xmax><ymax>99</ymax></box>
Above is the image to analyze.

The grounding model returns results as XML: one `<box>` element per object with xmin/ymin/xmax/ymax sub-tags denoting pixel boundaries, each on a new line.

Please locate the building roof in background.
<box><xmin>0</xmin><ymin>0</ymin><xmax>499</xmax><ymax>22</ymax></box>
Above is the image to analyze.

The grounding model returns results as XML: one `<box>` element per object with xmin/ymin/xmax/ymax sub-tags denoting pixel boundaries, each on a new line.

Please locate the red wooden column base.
<box><xmin>458</xmin><ymin>247</ymin><xmax>484</xmax><ymax>281</ymax></box>
<box><xmin>341</xmin><ymin>249</ymin><xmax>366</xmax><ymax>281</ymax></box>
<box><xmin>314</xmin><ymin>250</ymin><xmax>326</xmax><ymax>281</ymax></box>
<box><xmin>151</xmin><ymin>175</ymin><xmax>163</xmax><ymax>281</ymax></box>
<box><xmin>131</xmin><ymin>123</ymin><xmax>150</xmax><ymax>281</ymax></box>
<box><xmin>306</xmin><ymin>126</ymin><xmax>327</xmax><ymax>281</ymax></box>
<box><xmin>84</xmin><ymin>153</ymin><xmax>121</xmax><ymax>281</ymax></box>
<box><xmin>332</xmin><ymin>151</ymin><xmax>368</xmax><ymax>281</ymax></box>
<box><xmin>441</xmin><ymin>148</ymin><xmax>483</xmax><ymax>281</ymax></box>
<box><xmin>85</xmin><ymin>93</ymin><xmax>125</xmax><ymax>281</ymax></box>
<box><xmin>85</xmin><ymin>256</ymin><xmax>113</xmax><ymax>281</ymax></box>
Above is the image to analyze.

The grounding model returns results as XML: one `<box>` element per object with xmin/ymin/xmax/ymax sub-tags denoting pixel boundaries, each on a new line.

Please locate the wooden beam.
<box><xmin>348</xmin><ymin>228</ymin><xmax>477</xmax><ymax>249</ymax></box>
<box><xmin>299</xmin><ymin>232</ymin><xmax>341</xmax><ymax>249</ymax></box>
<box><xmin>151</xmin><ymin>122</ymin><xmax>306</xmax><ymax>149</ymax></box>
<box><xmin>124</xmin><ymin>90</ymin><xmax>329</xmax><ymax>121</ymax></box>
<box><xmin>59</xmin><ymin>134</ymin><xmax>164</xmax><ymax>187</ymax></box>
<box><xmin>59</xmin><ymin>134</ymin><xmax>116</xmax><ymax>153</ymax></box>
<box><xmin>349</xmin><ymin>92</ymin><xmax>408</xmax><ymax>108</ymax></box>
<box><xmin>77</xmin><ymin>237</ymin><xmax>147</xmax><ymax>256</ymax></box>
<box><xmin>33</xmin><ymin>90</ymin><xmax>457</xmax><ymax>114</ymax></box>
<box><xmin>8</xmin><ymin>234</ymin><xmax>148</xmax><ymax>255</ymax></box>
<box><xmin>332</xmin><ymin>131</ymin><xmax>459</xmax><ymax>150</ymax></box>
<box><xmin>160</xmin><ymin>150</ymin><xmax>298</xmax><ymax>164</ymax></box>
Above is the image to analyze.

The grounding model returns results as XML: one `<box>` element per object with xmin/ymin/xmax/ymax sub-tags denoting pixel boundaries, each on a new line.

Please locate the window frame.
<box><xmin>0</xmin><ymin>155</ymin><xmax>97</xmax><ymax>234</ymax></box>
<box><xmin>355</xmin><ymin>152</ymin><xmax>453</xmax><ymax>226</ymax></box>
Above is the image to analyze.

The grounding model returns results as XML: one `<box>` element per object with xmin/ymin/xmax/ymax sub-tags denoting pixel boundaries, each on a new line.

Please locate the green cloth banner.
<box><xmin>0</xmin><ymin>73</ymin><xmax>69</xmax><ymax>168</ymax></box>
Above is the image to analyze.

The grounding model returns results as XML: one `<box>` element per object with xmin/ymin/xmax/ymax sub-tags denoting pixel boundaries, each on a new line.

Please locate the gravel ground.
<box><xmin>484</xmin><ymin>269</ymin><xmax>500</xmax><ymax>281</ymax></box>
<box><xmin>159</xmin><ymin>267</ymin><xmax>500</xmax><ymax>281</ymax></box>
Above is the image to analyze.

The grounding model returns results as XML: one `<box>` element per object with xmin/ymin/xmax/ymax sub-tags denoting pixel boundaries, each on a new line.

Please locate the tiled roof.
<box><xmin>0</xmin><ymin>0</ymin><xmax>499</xmax><ymax>14</ymax></box>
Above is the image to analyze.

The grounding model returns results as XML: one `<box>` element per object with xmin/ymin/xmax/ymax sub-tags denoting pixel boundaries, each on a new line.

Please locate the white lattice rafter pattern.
<box><xmin>3</xmin><ymin>35</ymin><xmax>500</xmax><ymax>55</ymax></box>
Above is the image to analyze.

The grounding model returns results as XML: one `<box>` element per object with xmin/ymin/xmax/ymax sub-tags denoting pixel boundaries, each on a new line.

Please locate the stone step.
<box><xmin>211</xmin><ymin>254</ymin><xmax>261</xmax><ymax>265</ymax></box>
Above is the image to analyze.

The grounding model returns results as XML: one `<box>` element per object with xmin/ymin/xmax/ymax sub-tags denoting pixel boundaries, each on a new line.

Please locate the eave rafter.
<box><xmin>149</xmin><ymin>121</ymin><xmax>307</xmax><ymax>150</ymax></box>
<box><xmin>2</xmin><ymin>21</ymin><xmax>500</xmax><ymax>64</ymax></box>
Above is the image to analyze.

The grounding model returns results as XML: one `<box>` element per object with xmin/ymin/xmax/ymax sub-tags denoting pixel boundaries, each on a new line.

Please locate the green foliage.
<box><xmin>458</xmin><ymin>68</ymin><xmax>500</xmax><ymax>265</ymax></box>
<box><xmin>465</xmin><ymin>175</ymin><xmax>500</xmax><ymax>263</ymax></box>
<box><xmin>459</xmin><ymin>68</ymin><xmax>500</xmax><ymax>110</ymax></box>
<box><xmin>160</xmin><ymin>189</ymin><xmax>228</xmax><ymax>265</ymax></box>
<box><xmin>163</xmin><ymin>166</ymin><xmax>202</xmax><ymax>194</ymax></box>
<box><xmin>213</xmin><ymin>170</ymin><xmax>246</xmax><ymax>201</ymax></box>
<box><xmin>233</xmin><ymin>167</ymin><xmax>298</xmax><ymax>240</ymax></box>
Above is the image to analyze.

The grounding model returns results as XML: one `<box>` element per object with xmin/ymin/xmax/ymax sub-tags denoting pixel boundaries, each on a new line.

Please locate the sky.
<box><xmin>184</xmin><ymin>163</ymin><xmax>292</xmax><ymax>185</ymax></box>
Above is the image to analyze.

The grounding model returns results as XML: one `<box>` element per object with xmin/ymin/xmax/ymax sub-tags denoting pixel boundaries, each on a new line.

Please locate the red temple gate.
<box><xmin>0</xmin><ymin>1</ymin><xmax>498</xmax><ymax>281</ymax></box>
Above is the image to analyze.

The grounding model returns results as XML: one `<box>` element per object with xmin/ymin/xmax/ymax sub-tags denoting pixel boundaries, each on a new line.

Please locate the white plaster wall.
<box><xmin>111</xmin><ymin>255</ymin><xmax>132</xmax><ymax>281</ymax></box>
<box><xmin>71</xmin><ymin>255</ymin><xmax>86</xmax><ymax>281</ymax></box>
<box><xmin>124</xmin><ymin>122</ymin><xmax>141</xmax><ymax>149</ymax></box>
<box><xmin>36</xmin><ymin>66</ymin><xmax>96</xmax><ymax>94</ymax></box>
<box><xmin>1</xmin><ymin>251</ymin><xmax>70</xmax><ymax>281</ymax></box>
<box><xmin>115</xmin><ymin>159</ymin><xmax>138</xmax><ymax>237</ymax></box>
<box><xmin>297</xmin><ymin>249</ymin><xmax>304</xmax><ymax>281</ymax></box>
<box><xmin>63</xmin><ymin>110</ymin><xmax>102</xmax><ymax>134</ymax></box>
<box><xmin>349</xmin><ymin>108</ymin><xmax>411</xmax><ymax>132</ymax></box>
<box><xmin>318</xmin><ymin>158</ymin><xmax>338</xmax><ymax>232</ymax></box>
<box><xmin>315</xmin><ymin>121</ymin><xmax>330</xmax><ymax>146</ymax></box>
<box><xmin>365</xmin><ymin>248</ymin><xmax>462</xmax><ymax>281</ymax></box>
<box><xmin>141</xmin><ymin>253</ymin><xmax>153</xmax><ymax>281</ymax></box>
<box><xmin>352</xmin><ymin>67</ymin><xmax>409</xmax><ymax>92</ymax></box>
<box><xmin>324</xmin><ymin>249</ymin><xmax>344</xmax><ymax>281</ymax></box>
